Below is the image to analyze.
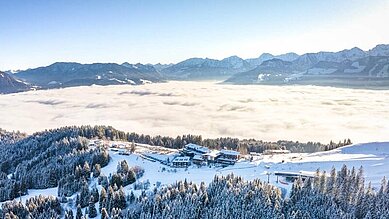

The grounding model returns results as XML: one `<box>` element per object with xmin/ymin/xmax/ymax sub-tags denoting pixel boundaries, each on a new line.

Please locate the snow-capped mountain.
<box><xmin>161</xmin><ymin>56</ymin><xmax>254</xmax><ymax>79</ymax></box>
<box><xmin>293</xmin><ymin>47</ymin><xmax>367</xmax><ymax>69</ymax></box>
<box><xmin>4</xmin><ymin>69</ymin><xmax>22</xmax><ymax>74</ymax></box>
<box><xmin>368</xmin><ymin>44</ymin><xmax>389</xmax><ymax>56</ymax></box>
<box><xmin>0</xmin><ymin>71</ymin><xmax>32</xmax><ymax>94</ymax></box>
<box><xmin>15</xmin><ymin>62</ymin><xmax>163</xmax><ymax>88</ymax></box>
<box><xmin>221</xmin><ymin>55</ymin><xmax>253</xmax><ymax>69</ymax></box>
<box><xmin>246</xmin><ymin>52</ymin><xmax>299</xmax><ymax>66</ymax></box>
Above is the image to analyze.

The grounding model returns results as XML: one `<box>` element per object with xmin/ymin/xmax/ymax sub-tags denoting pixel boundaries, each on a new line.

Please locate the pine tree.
<box><xmin>319</xmin><ymin>170</ymin><xmax>326</xmax><ymax>193</ymax></box>
<box><xmin>128</xmin><ymin>169</ymin><xmax>136</xmax><ymax>184</ymax></box>
<box><xmin>128</xmin><ymin>191</ymin><xmax>135</xmax><ymax>204</ymax></box>
<box><xmin>313</xmin><ymin>168</ymin><xmax>320</xmax><ymax>189</ymax></box>
<box><xmin>117</xmin><ymin>186</ymin><xmax>126</xmax><ymax>209</ymax></box>
<box><xmin>65</xmin><ymin>208</ymin><xmax>74</xmax><ymax>219</ymax></box>
<box><xmin>107</xmin><ymin>185</ymin><xmax>114</xmax><ymax>213</ymax></box>
<box><xmin>130</xmin><ymin>140</ymin><xmax>136</xmax><ymax>153</ymax></box>
<box><xmin>80</xmin><ymin>183</ymin><xmax>90</xmax><ymax>208</ymax></box>
<box><xmin>99</xmin><ymin>187</ymin><xmax>107</xmax><ymax>213</ymax></box>
<box><xmin>91</xmin><ymin>187</ymin><xmax>99</xmax><ymax>203</ymax></box>
<box><xmin>83</xmin><ymin>162</ymin><xmax>91</xmax><ymax>179</ymax></box>
<box><xmin>93</xmin><ymin>164</ymin><xmax>101</xmax><ymax>178</ymax></box>
<box><xmin>88</xmin><ymin>195</ymin><xmax>98</xmax><ymax>218</ymax></box>
<box><xmin>76</xmin><ymin>204</ymin><xmax>83</xmax><ymax>219</ymax></box>
<box><xmin>327</xmin><ymin>166</ymin><xmax>336</xmax><ymax>195</ymax></box>
<box><xmin>101</xmin><ymin>208</ymin><xmax>109</xmax><ymax>219</ymax></box>
<box><xmin>378</xmin><ymin>176</ymin><xmax>387</xmax><ymax>196</ymax></box>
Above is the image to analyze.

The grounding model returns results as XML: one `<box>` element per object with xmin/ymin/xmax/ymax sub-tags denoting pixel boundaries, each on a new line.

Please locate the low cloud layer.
<box><xmin>1</xmin><ymin>81</ymin><xmax>388</xmax><ymax>143</ymax></box>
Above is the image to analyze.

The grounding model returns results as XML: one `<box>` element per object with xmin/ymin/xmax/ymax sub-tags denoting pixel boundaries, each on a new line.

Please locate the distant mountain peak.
<box><xmin>368</xmin><ymin>44</ymin><xmax>389</xmax><ymax>56</ymax></box>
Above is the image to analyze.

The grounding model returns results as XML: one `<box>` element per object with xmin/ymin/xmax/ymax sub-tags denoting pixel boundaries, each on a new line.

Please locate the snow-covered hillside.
<box><xmin>3</xmin><ymin>141</ymin><xmax>387</xmax><ymax>210</ymax></box>
<box><xmin>1</xmin><ymin>140</ymin><xmax>388</xmax><ymax>219</ymax></box>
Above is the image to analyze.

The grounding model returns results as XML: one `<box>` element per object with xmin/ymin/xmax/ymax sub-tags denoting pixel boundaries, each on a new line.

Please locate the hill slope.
<box><xmin>0</xmin><ymin>71</ymin><xmax>32</xmax><ymax>94</ymax></box>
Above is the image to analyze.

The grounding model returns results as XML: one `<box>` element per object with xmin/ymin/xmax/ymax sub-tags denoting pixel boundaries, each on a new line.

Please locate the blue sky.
<box><xmin>0</xmin><ymin>0</ymin><xmax>388</xmax><ymax>70</ymax></box>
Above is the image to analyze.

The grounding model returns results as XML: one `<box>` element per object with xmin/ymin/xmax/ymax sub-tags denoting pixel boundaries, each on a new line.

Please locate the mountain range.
<box><xmin>14</xmin><ymin>62</ymin><xmax>163</xmax><ymax>89</ymax></box>
<box><xmin>225</xmin><ymin>44</ymin><xmax>389</xmax><ymax>87</ymax></box>
<box><xmin>1</xmin><ymin>44</ymin><xmax>389</xmax><ymax>93</ymax></box>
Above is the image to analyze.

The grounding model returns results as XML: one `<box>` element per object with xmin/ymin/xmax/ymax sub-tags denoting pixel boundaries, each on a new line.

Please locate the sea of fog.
<box><xmin>1</xmin><ymin>81</ymin><xmax>388</xmax><ymax>143</ymax></box>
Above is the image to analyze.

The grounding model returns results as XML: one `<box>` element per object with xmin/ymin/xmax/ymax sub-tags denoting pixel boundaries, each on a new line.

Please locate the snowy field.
<box><xmin>0</xmin><ymin>81</ymin><xmax>389</xmax><ymax>143</ymax></box>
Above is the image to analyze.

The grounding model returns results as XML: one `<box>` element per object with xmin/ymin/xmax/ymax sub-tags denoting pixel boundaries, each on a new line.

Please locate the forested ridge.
<box><xmin>1</xmin><ymin>125</ymin><xmax>348</xmax><ymax>153</ymax></box>
<box><xmin>0</xmin><ymin>126</ymin><xmax>110</xmax><ymax>203</ymax></box>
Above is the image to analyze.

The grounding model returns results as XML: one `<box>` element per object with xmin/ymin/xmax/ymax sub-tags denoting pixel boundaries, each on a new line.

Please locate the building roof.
<box><xmin>192</xmin><ymin>154</ymin><xmax>204</xmax><ymax>161</ymax></box>
<box><xmin>186</xmin><ymin>143</ymin><xmax>210</xmax><ymax>153</ymax></box>
<box><xmin>220</xmin><ymin>149</ymin><xmax>240</xmax><ymax>156</ymax></box>
<box><xmin>204</xmin><ymin>150</ymin><xmax>220</xmax><ymax>157</ymax></box>
<box><xmin>172</xmin><ymin>156</ymin><xmax>191</xmax><ymax>163</ymax></box>
<box><xmin>185</xmin><ymin>143</ymin><xmax>210</xmax><ymax>154</ymax></box>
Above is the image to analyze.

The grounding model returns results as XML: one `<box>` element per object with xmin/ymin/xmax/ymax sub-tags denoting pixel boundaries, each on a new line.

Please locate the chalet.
<box><xmin>171</xmin><ymin>156</ymin><xmax>191</xmax><ymax>168</ymax></box>
<box><xmin>182</xmin><ymin>143</ymin><xmax>210</xmax><ymax>157</ymax></box>
<box><xmin>216</xmin><ymin>150</ymin><xmax>240</xmax><ymax>165</ymax></box>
